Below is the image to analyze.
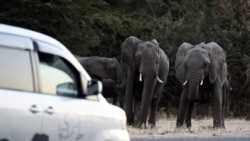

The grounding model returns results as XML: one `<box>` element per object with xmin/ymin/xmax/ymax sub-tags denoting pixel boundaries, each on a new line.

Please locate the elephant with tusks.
<box><xmin>121</xmin><ymin>36</ymin><xmax>169</xmax><ymax>128</ymax></box>
<box><xmin>77</xmin><ymin>56</ymin><xmax>126</xmax><ymax>105</ymax></box>
<box><xmin>175</xmin><ymin>42</ymin><xmax>228</xmax><ymax>128</ymax></box>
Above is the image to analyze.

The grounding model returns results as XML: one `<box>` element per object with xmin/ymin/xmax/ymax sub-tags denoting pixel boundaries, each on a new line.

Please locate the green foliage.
<box><xmin>1</xmin><ymin>0</ymin><xmax>249</xmax><ymax>117</ymax></box>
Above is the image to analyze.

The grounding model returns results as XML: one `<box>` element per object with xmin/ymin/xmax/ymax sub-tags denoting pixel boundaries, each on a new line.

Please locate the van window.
<box><xmin>0</xmin><ymin>47</ymin><xmax>34</xmax><ymax>91</ymax></box>
<box><xmin>38</xmin><ymin>52</ymin><xmax>80</xmax><ymax>96</ymax></box>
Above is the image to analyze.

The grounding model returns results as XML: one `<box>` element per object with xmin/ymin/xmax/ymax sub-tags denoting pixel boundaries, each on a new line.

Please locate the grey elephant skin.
<box><xmin>77</xmin><ymin>56</ymin><xmax>126</xmax><ymax>104</ymax></box>
<box><xmin>101</xmin><ymin>79</ymin><xmax>125</xmax><ymax>106</ymax></box>
<box><xmin>175</xmin><ymin>42</ymin><xmax>228</xmax><ymax>128</ymax></box>
<box><xmin>121</xmin><ymin>36</ymin><xmax>169</xmax><ymax>128</ymax></box>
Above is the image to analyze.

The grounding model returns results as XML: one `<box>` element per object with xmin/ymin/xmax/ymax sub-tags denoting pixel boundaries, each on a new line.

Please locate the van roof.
<box><xmin>0</xmin><ymin>23</ymin><xmax>65</xmax><ymax>50</ymax></box>
<box><xmin>0</xmin><ymin>23</ymin><xmax>91</xmax><ymax>81</ymax></box>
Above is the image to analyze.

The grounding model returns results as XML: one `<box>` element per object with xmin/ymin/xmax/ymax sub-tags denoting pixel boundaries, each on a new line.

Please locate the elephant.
<box><xmin>102</xmin><ymin>79</ymin><xmax>125</xmax><ymax>106</ymax></box>
<box><xmin>121</xmin><ymin>36</ymin><xmax>169</xmax><ymax>128</ymax></box>
<box><xmin>175</xmin><ymin>42</ymin><xmax>228</xmax><ymax>128</ymax></box>
<box><xmin>77</xmin><ymin>56</ymin><xmax>126</xmax><ymax>104</ymax></box>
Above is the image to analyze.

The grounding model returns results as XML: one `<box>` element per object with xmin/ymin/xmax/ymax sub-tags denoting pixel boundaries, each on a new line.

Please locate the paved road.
<box><xmin>131</xmin><ymin>136</ymin><xmax>250</xmax><ymax>141</ymax></box>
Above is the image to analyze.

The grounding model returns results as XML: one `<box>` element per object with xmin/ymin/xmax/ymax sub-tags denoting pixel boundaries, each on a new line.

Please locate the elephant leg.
<box><xmin>176</xmin><ymin>90</ymin><xmax>189</xmax><ymax>128</ymax></box>
<box><xmin>112</xmin><ymin>86</ymin><xmax>120</xmax><ymax>105</ymax></box>
<box><xmin>148</xmin><ymin>92</ymin><xmax>162</xmax><ymax>128</ymax></box>
<box><xmin>125</xmin><ymin>69</ymin><xmax>135</xmax><ymax>125</ymax></box>
<box><xmin>222</xmin><ymin>102</ymin><xmax>225</xmax><ymax>128</ymax></box>
<box><xmin>221</xmin><ymin>84</ymin><xmax>227</xmax><ymax>128</ymax></box>
<box><xmin>118</xmin><ymin>91</ymin><xmax>124</xmax><ymax>108</ymax></box>
<box><xmin>112</xmin><ymin>97</ymin><xmax>118</xmax><ymax>105</ymax></box>
<box><xmin>185</xmin><ymin>102</ymin><xmax>194</xmax><ymax>128</ymax></box>
<box><xmin>211</xmin><ymin>82</ymin><xmax>224</xmax><ymax>128</ymax></box>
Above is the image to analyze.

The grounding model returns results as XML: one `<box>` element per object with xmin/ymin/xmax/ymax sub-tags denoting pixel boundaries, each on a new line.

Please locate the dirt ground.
<box><xmin>128</xmin><ymin>117</ymin><xmax>250</xmax><ymax>138</ymax></box>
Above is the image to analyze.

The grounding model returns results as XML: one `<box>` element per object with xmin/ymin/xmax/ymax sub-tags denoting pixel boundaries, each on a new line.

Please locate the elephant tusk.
<box><xmin>200</xmin><ymin>80</ymin><xmax>203</xmax><ymax>85</ymax></box>
<box><xmin>139</xmin><ymin>73</ymin><xmax>142</xmax><ymax>81</ymax></box>
<box><xmin>183</xmin><ymin>80</ymin><xmax>187</xmax><ymax>86</ymax></box>
<box><xmin>157</xmin><ymin>75</ymin><xmax>163</xmax><ymax>83</ymax></box>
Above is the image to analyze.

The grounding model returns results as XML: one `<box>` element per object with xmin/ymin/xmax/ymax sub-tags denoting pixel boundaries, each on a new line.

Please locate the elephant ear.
<box><xmin>175</xmin><ymin>42</ymin><xmax>194</xmax><ymax>84</ymax></box>
<box><xmin>150</xmin><ymin>39</ymin><xmax>161</xmax><ymax>62</ymax></box>
<box><xmin>108</xmin><ymin>58</ymin><xmax>116</xmax><ymax>75</ymax></box>
<box><xmin>205</xmin><ymin>42</ymin><xmax>226</xmax><ymax>83</ymax></box>
<box><xmin>121</xmin><ymin>36</ymin><xmax>142</xmax><ymax>70</ymax></box>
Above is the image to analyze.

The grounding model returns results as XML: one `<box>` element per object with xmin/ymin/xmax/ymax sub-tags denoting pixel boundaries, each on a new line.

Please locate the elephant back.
<box><xmin>205</xmin><ymin>42</ymin><xmax>226</xmax><ymax>64</ymax></box>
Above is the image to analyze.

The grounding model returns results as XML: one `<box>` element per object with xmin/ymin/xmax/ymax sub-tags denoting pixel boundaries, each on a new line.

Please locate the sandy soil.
<box><xmin>128</xmin><ymin>117</ymin><xmax>250</xmax><ymax>138</ymax></box>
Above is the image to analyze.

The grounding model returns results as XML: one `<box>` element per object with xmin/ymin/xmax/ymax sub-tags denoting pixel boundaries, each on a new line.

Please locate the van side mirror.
<box><xmin>56</xmin><ymin>82</ymin><xmax>77</xmax><ymax>96</ymax></box>
<box><xmin>87</xmin><ymin>79</ymin><xmax>103</xmax><ymax>95</ymax></box>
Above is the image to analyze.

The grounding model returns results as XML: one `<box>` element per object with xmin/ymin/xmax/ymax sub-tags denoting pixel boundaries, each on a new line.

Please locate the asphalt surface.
<box><xmin>131</xmin><ymin>136</ymin><xmax>250</xmax><ymax>141</ymax></box>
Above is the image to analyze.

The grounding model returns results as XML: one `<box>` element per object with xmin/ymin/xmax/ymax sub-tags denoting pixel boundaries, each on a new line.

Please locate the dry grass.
<box><xmin>128</xmin><ymin>116</ymin><xmax>250</xmax><ymax>138</ymax></box>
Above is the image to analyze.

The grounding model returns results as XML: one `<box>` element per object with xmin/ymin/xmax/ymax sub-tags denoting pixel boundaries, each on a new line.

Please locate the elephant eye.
<box><xmin>156</xmin><ymin>57</ymin><xmax>159</xmax><ymax>64</ymax></box>
<box><xmin>184</xmin><ymin>62</ymin><xmax>188</xmax><ymax>68</ymax></box>
<box><xmin>203</xmin><ymin>62</ymin><xmax>207</xmax><ymax>67</ymax></box>
<box><xmin>203</xmin><ymin>62</ymin><xmax>209</xmax><ymax>70</ymax></box>
<box><xmin>137</xmin><ymin>56</ymin><xmax>141</xmax><ymax>62</ymax></box>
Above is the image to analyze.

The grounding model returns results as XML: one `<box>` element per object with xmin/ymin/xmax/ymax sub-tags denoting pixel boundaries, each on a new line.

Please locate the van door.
<box><xmin>36</xmin><ymin>51</ymin><xmax>94</xmax><ymax>140</ymax></box>
<box><xmin>0</xmin><ymin>40</ymin><xmax>42</xmax><ymax>141</ymax></box>
<box><xmin>41</xmin><ymin>95</ymin><xmax>94</xmax><ymax>141</ymax></box>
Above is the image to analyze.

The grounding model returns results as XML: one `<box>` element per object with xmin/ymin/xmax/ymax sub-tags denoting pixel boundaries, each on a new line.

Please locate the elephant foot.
<box><xmin>133</xmin><ymin>120</ymin><xmax>146</xmax><ymax>128</ymax></box>
<box><xmin>133</xmin><ymin>124</ymin><xmax>142</xmax><ymax>128</ymax></box>
<box><xmin>148</xmin><ymin>119</ymin><xmax>156</xmax><ymax>128</ymax></box>
<box><xmin>185</xmin><ymin>122</ymin><xmax>192</xmax><ymax>128</ymax></box>
<box><xmin>188</xmin><ymin>127</ymin><xmax>194</xmax><ymax>133</ymax></box>
<box><xmin>127</xmin><ymin>120</ymin><xmax>134</xmax><ymax>126</ymax></box>
<box><xmin>213</xmin><ymin>120</ymin><xmax>225</xmax><ymax>129</ymax></box>
<box><xmin>148</xmin><ymin>118</ymin><xmax>156</xmax><ymax>128</ymax></box>
<box><xmin>148</xmin><ymin>123</ymin><xmax>156</xmax><ymax>128</ymax></box>
<box><xmin>133</xmin><ymin>122</ymin><xmax>142</xmax><ymax>128</ymax></box>
<box><xmin>126</xmin><ymin>114</ymin><xmax>134</xmax><ymax>125</ymax></box>
<box><xmin>176</xmin><ymin>120</ymin><xmax>184</xmax><ymax>128</ymax></box>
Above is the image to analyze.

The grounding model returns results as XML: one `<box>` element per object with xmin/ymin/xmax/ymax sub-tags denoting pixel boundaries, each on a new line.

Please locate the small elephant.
<box><xmin>77</xmin><ymin>56</ymin><xmax>126</xmax><ymax>104</ymax></box>
<box><xmin>121</xmin><ymin>36</ymin><xmax>169</xmax><ymax>128</ymax></box>
<box><xmin>175</xmin><ymin>42</ymin><xmax>228</xmax><ymax>128</ymax></box>
<box><xmin>102</xmin><ymin>79</ymin><xmax>125</xmax><ymax>106</ymax></box>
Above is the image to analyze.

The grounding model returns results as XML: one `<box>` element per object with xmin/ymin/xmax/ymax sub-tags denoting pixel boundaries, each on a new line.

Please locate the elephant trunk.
<box><xmin>188</xmin><ymin>81</ymin><xmax>199</xmax><ymax>102</ymax></box>
<box><xmin>116</xmin><ymin>71</ymin><xmax>126</xmax><ymax>90</ymax></box>
<box><xmin>116</xmin><ymin>77</ymin><xmax>126</xmax><ymax>89</ymax></box>
<box><xmin>187</xmin><ymin>73</ymin><xmax>201</xmax><ymax>102</ymax></box>
<box><xmin>115</xmin><ymin>64</ymin><xmax>127</xmax><ymax>90</ymax></box>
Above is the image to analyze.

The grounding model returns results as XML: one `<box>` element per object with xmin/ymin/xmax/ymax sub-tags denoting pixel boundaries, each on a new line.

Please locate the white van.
<box><xmin>0</xmin><ymin>24</ymin><xmax>130</xmax><ymax>141</ymax></box>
